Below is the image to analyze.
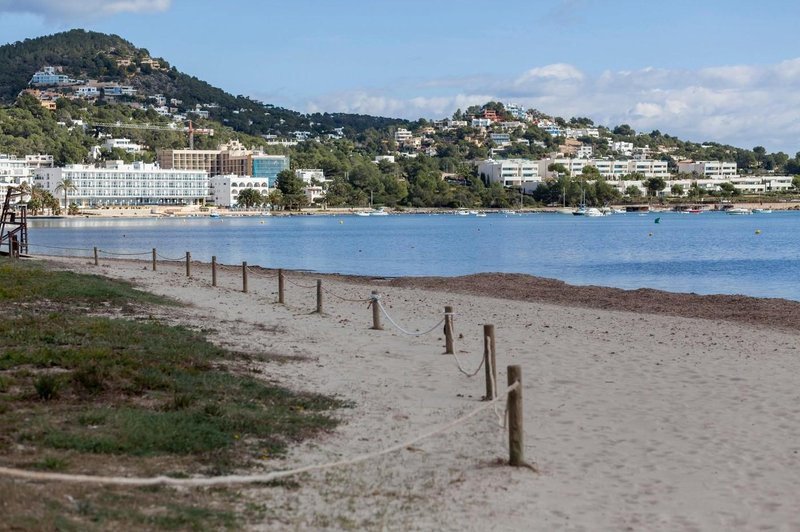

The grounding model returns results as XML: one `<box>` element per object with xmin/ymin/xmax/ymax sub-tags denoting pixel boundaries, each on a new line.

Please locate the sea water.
<box><xmin>28</xmin><ymin>211</ymin><xmax>800</xmax><ymax>301</ymax></box>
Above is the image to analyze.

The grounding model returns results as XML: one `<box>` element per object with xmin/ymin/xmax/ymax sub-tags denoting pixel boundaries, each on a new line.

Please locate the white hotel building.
<box><xmin>677</xmin><ymin>160</ymin><xmax>738</xmax><ymax>179</ymax></box>
<box><xmin>208</xmin><ymin>175</ymin><xmax>271</xmax><ymax>207</ymax></box>
<box><xmin>541</xmin><ymin>158</ymin><xmax>670</xmax><ymax>179</ymax></box>
<box><xmin>35</xmin><ymin>161</ymin><xmax>207</xmax><ymax>206</ymax></box>
<box><xmin>477</xmin><ymin>159</ymin><xmax>541</xmax><ymax>191</ymax></box>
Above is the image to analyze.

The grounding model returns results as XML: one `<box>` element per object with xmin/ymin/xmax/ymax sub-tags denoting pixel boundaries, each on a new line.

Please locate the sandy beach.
<box><xmin>17</xmin><ymin>255</ymin><xmax>800</xmax><ymax>530</ymax></box>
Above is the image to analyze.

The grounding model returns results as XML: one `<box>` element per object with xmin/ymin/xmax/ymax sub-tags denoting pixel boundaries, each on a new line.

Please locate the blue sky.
<box><xmin>2</xmin><ymin>0</ymin><xmax>800</xmax><ymax>153</ymax></box>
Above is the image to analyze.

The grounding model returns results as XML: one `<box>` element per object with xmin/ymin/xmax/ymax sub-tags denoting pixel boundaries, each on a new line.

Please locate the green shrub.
<box><xmin>34</xmin><ymin>374</ymin><xmax>60</xmax><ymax>401</ymax></box>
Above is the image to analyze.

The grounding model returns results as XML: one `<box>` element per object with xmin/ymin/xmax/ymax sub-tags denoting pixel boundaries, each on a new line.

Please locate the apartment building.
<box><xmin>29</xmin><ymin>66</ymin><xmax>78</xmax><ymax>86</ymax></box>
<box><xmin>157</xmin><ymin>142</ymin><xmax>289</xmax><ymax>187</ymax></box>
<box><xmin>103</xmin><ymin>138</ymin><xmax>142</xmax><ymax>154</ymax></box>
<box><xmin>394</xmin><ymin>128</ymin><xmax>413</xmax><ymax>142</ymax></box>
<box><xmin>35</xmin><ymin>161</ymin><xmax>207</xmax><ymax>206</ymax></box>
<box><xmin>295</xmin><ymin>169</ymin><xmax>325</xmax><ymax>184</ymax></box>
<box><xmin>0</xmin><ymin>154</ymin><xmax>34</xmax><ymax>199</ymax></box>
<box><xmin>208</xmin><ymin>175</ymin><xmax>271</xmax><ymax>207</ymax></box>
<box><xmin>677</xmin><ymin>160</ymin><xmax>738</xmax><ymax>179</ymax></box>
<box><xmin>542</xmin><ymin>158</ymin><xmax>669</xmax><ymax>179</ymax></box>
<box><xmin>477</xmin><ymin>159</ymin><xmax>541</xmax><ymax>189</ymax></box>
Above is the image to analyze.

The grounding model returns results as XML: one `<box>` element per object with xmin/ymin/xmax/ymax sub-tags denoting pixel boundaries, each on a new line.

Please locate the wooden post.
<box><xmin>151</xmin><ymin>248</ymin><xmax>157</xmax><ymax>271</ymax></box>
<box><xmin>371</xmin><ymin>291</ymin><xmax>383</xmax><ymax>330</ymax></box>
<box><xmin>444</xmin><ymin>305</ymin><xmax>454</xmax><ymax>354</ymax></box>
<box><xmin>483</xmin><ymin>324</ymin><xmax>497</xmax><ymax>400</ymax></box>
<box><xmin>278</xmin><ymin>269</ymin><xmax>285</xmax><ymax>304</ymax></box>
<box><xmin>93</xmin><ymin>246</ymin><xmax>99</xmax><ymax>266</ymax></box>
<box><xmin>316</xmin><ymin>279</ymin><xmax>323</xmax><ymax>314</ymax></box>
<box><xmin>185</xmin><ymin>252</ymin><xmax>191</xmax><ymax>277</ymax></box>
<box><xmin>508</xmin><ymin>365</ymin><xmax>524</xmax><ymax>467</ymax></box>
<box><xmin>242</xmin><ymin>261</ymin><xmax>248</xmax><ymax>293</ymax></box>
<box><xmin>211</xmin><ymin>256</ymin><xmax>217</xmax><ymax>287</ymax></box>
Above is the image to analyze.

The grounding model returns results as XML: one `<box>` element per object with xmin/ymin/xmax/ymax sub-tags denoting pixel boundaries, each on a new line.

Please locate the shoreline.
<box><xmin>37</xmin><ymin>254</ymin><xmax>800</xmax><ymax>331</ymax></box>
<box><xmin>29</xmin><ymin>199</ymin><xmax>800</xmax><ymax>219</ymax></box>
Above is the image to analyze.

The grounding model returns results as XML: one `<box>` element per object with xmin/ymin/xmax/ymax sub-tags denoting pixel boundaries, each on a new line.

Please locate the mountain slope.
<box><xmin>0</xmin><ymin>30</ymin><xmax>408</xmax><ymax>136</ymax></box>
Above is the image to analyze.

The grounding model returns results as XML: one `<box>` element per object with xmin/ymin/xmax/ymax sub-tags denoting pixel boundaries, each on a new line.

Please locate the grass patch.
<box><xmin>0</xmin><ymin>258</ymin><xmax>174</xmax><ymax>306</ymax></box>
<box><xmin>0</xmin><ymin>258</ymin><xmax>344</xmax><ymax>464</ymax></box>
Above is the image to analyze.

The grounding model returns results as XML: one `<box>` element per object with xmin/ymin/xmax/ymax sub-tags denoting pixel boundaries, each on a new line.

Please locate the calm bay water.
<box><xmin>28</xmin><ymin>211</ymin><xmax>800</xmax><ymax>301</ymax></box>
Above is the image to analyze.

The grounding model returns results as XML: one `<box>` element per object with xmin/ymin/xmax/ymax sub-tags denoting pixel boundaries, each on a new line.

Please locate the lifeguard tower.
<box><xmin>0</xmin><ymin>186</ymin><xmax>29</xmax><ymax>258</ymax></box>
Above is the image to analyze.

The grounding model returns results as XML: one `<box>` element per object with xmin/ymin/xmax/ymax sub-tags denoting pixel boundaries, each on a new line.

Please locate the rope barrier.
<box><xmin>449</xmin><ymin>351</ymin><xmax>485</xmax><ymax>378</ymax></box>
<box><xmin>28</xmin><ymin>243</ymin><xmax>94</xmax><ymax>252</ymax></box>
<box><xmin>283</xmin><ymin>275</ymin><xmax>319</xmax><ymax>290</ymax></box>
<box><xmin>244</xmin><ymin>266</ymin><xmax>278</xmax><ymax>278</ymax></box>
<box><xmin>375</xmin><ymin>299</ymin><xmax>445</xmax><ymax>337</ymax></box>
<box><xmin>98</xmin><ymin>249</ymin><xmax>151</xmax><ymax>257</ymax></box>
<box><xmin>0</xmin><ymin>382</ymin><xmax>519</xmax><ymax>487</ymax></box>
<box><xmin>156</xmin><ymin>253</ymin><xmax>186</xmax><ymax>262</ymax></box>
<box><xmin>319</xmin><ymin>285</ymin><xmax>373</xmax><ymax>303</ymax></box>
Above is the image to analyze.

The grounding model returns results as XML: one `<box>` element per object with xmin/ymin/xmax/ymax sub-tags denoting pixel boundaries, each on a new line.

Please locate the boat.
<box><xmin>585</xmin><ymin>207</ymin><xmax>604</xmax><ymax>217</ymax></box>
<box><xmin>354</xmin><ymin>211</ymin><xmax>371</xmax><ymax>217</ymax></box>
<box><xmin>752</xmin><ymin>208</ymin><xmax>772</xmax><ymax>214</ymax></box>
<box><xmin>612</xmin><ymin>208</ymin><xmax>626</xmax><ymax>214</ymax></box>
<box><xmin>475</xmin><ymin>212</ymin><xmax>487</xmax><ymax>217</ymax></box>
<box><xmin>370</xmin><ymin>207</ymin><xmax>389</xmax><ymax>216</ymax></box>
<box><xmin>209</xmin><ymin>211</ymin><xmax>221</xmax><ymax>218</ymax></box>
<box><xmin>572</xmin><ymin>205</ymin><xmax>588</xmax><ymax>216</ymax></box>
<box><xmin>726</xmin><ymin>207</ymin><xmax>752</xmax><ymax>215</ymax></box>
<box><xmin>456</xmin><ymin>209</ymin><xmax>470</xmax><ymax>216</ymax></box>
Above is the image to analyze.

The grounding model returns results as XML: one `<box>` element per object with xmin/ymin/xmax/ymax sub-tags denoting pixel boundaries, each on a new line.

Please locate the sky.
<box><xmin>1</xmin><ymin>0</ymin><xmax>800</xmax><ymax>153</ymax></box>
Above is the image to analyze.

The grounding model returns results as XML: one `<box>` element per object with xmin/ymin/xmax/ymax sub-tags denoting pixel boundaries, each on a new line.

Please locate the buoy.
<box><xmin>648</xmin><ymin>232</ymin><xmax>653</xmax><ymax>237</ymax></box>
<box><xmin>654</xmin><ymin>217</ymin><xmax>661</xmax><ymax>224</ymax></box>
<box><xmin>755</xmin><ymin>229</ymin><xmax>761</xmax><ymax>234</ymax></box>
<box><xmin>339</xmin><ymin>220</ymin><xmax>344</xmax><ymax>224</ymax></box>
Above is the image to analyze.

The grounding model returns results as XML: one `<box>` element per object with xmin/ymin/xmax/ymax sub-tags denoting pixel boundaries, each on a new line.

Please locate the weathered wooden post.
<box><xmin>151</xmin><ymin>248</ymin><xmax>157</xmax><ymax>271</ymax></box>
<box><xmin>278</xmin><ymin>269</ymin><xmax>285</xmax><ymax>304</ymax></box>
<box><xmin>508</xmin><ymin>365</ymin><xmax>524</xmax><ymax>466</ymax></box>
<box><xmin>93</xmin><ymin>246</ymin><xmax>99</xmax><ymax>266</ymax></box>
<box><xmin>211</xmin><ymin>256</ymin><xmax>217</xmax><ymax>287</ymax></box>
<box><xmin>483</xmin><ymin>324</ymin><xmax>497</xmax><ymax>400</ymax></box>
<box><xmin>371</xmin><ymin>290</ymin><xmax>383</xmax><ymax>330</ymax></box>
<box><xmin>242</xmin><ymin>261</ymin><xmax>248</xmax><ymax>293</ymax></box>
<box><xmin>316</xmin><ymin>279</ymin><xmax>323</xmax><ymax>314</ymax></box>
<box><xmin>185</xmin><ymin>251</ymin><xmax>191</xmax><ymax>277</ymax></box>
<box><xmin>444</xmin><ymin>305</ymin><xmax>454</xmax><ymax>354</ymax></box>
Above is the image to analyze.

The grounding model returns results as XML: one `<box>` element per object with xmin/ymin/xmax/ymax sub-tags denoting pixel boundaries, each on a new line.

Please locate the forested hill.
<box><xmin>0</xmin><ymin>29</ymin><xmax>408</xmax><ymax>136</ymax></box>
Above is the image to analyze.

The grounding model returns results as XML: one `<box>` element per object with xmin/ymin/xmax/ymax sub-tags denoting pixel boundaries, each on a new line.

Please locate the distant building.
<box><xmin>677</xmin><ymin>160</ymin><xmax>738</xmax><ymax>179</ymax></box>
<box><xmin>394</xmin><ymin>128</ymin><xmax>413</xmax><ymax>143</ymax></box>
<box><xmin>208</xmin><ymin>175</ymin><xmax>271</xmax><ymax>207</ymax></box>
<box><xmin>490</xmin><ymin>133</ymin><xmax>511</xmax><ymax>147</ymax></box>
<box><xmin>576</xmin><ymin>145</ymin><xmax>593</xmax><ymax>159</ymax></box>
<box><xmin>471</xmin><ymin>118</ymin><xmax>492</xmax><ymax>128</ymax></box>
<box><xmin>158</xmin><ymin>143</ymin><xmax>289</xmax><ymax>187</ymax></box>
<box><xmin>477</xmin><ymin>159</ymin><xmax>542</xmax><ymax>190</ymax></box>
<box><xmin>295</xmin><ymin>169</ymin><xmax>325</xmax><ymax>184</ymax></box>
<box><xmin>103</xmin><ymin>138</ymin><xmax>142</xmax><ymax>154</ymax></box>
<box><xmin>504</xmin><ymin>103</ymin><xmax>528</xmax><ymax>121</ymax></box>
<box><xmin>35</xmin><ymin>161</ymin><xmax>207</xmax><ymax>206</ymax></box>
<box><xmin>251</xmin><ymin>155</ymin><xmax>289</xmax><ymax>187</ymax></box>
<box><xmin>29</xmin><ymin>66</ymin><xmax>77</xmax><ymax>86</ymax></box>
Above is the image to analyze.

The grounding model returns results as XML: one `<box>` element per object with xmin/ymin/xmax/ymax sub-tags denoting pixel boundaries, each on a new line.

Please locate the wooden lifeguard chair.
<box><xmin>0</xmin><ymin>186</ymin><xmax>29</xmax><ymax>258</ymax></box>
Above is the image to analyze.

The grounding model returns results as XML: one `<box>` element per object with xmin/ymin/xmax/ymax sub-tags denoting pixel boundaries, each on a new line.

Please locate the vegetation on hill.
<box><xmin>0</xmin><ymin>29</ymin><xmax>409</xmax><ymax>136</ymax></box>
<box><xmin>1</xmin><ymin>30</ymin><xmax>799</xmax><ymax>209</ymax></box>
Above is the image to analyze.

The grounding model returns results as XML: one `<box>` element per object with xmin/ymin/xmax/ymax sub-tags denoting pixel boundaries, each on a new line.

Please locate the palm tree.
<box><xmin>54</xmin><ymin>178</ymin><xmax>77</xmax><ymax>214</ymax></box>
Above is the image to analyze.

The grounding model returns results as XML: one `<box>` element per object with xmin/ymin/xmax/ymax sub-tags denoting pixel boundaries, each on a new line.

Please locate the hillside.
<box><xmin>0</xmin><ymin>30</ymin><xmax>408</xmax><ymax>137</ymax></box>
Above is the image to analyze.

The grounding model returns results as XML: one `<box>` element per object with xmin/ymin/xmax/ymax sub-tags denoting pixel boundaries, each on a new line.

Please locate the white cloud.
<box><xmin>302</xmin><ymin>59</ymin><xmax>800</xmax><ymax>153</ymax></box>
<box><xmin>0</xmin><ymin>0</ymin><xmax>171</xmax><ymax>20</ymax></box>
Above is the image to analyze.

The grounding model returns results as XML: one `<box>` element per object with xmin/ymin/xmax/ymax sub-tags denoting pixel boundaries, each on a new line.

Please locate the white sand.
<box><xmin>40</xmin><ymin>256</ymin><xmax>800</xmax><ymax>531</ymax></box>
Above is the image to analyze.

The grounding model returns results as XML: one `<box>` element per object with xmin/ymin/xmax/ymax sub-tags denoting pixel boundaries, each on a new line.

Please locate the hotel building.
<box><xmin>35</xmin><ymin>161</ymin><xmax>207</xmax><ymax>206</ymax></box>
